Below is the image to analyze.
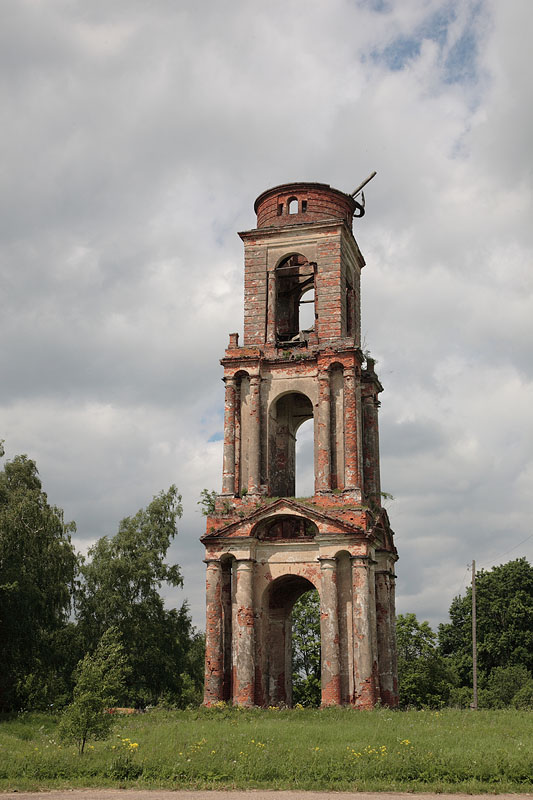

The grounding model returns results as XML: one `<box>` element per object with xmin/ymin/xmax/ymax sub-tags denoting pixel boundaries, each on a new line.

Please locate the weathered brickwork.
<box><xmin>202</xmin><ymin>181</ymin><xmax>398</xmax><ymax>709</ymax></box>
<box><xmin>255</xmin><ymin>183</ymin><xmax>356</xmax><ymax>229</ymax></box>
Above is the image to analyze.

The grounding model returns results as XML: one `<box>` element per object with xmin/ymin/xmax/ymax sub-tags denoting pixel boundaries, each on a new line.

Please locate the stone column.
<box><xmin>362</xmin><ymin>390</ymin><xmax>381</xmax><ymax>503</ymax></box>
<box><xmin>222</xmin><ymin>377</ymin><xmax>237</xmax><ymax>495</ymax></box>
<box><xmin>351</xmin><ymin>555</ymin><xmax>378</xmax><ymax>708</ymax></box>
<box><xmin>319</xmin><ymin>556</ymin><xmax>341</xmax><ymax>705</ymax></box>
<box><xmin>266</xmin><ymin>269</ymin><xmax>277</xmax><ymax>345</ymax></box>
<box><xmin>375</xmin><ymin>568</ymin><xmax>395</xmax><ymax>707</ymax></box>
<box><xmin>389</xmin><ymin>569</ymin><xmax>399</xmax><ymax>706</ymax></box>
<box><xmin>203</xmin><ymin>559</ymin><xmax>223</xmax><ymax>705</ymax></box>
<box><xmin>344</xmin><ymin>367</ymin><xmax>361</xmax><ymax>491</ymax></box>
<box><xmin>248</xmin><ymin>376</ymin><xmax>261</xmax><ymax>494</ymax></box>
<box><xmin>316</xmin><ymin>370</ymin><xmax>331</xmax><ymax>493</ymax></box>
<box><xmin>233</xmin><ymin>559</ymin><xmax>255</xmax><ymax>706</ymax></box>
<box><xmin>368</xmin><ymin>557</ymin><xmax>380</xmax><ymax>704</ymax></box>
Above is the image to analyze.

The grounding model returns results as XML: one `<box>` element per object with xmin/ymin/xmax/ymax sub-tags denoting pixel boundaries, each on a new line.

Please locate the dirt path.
<box><xmin>1</xmin><ymin>791</ymin><xmax>532</xmax><ymax>800</ymax></box>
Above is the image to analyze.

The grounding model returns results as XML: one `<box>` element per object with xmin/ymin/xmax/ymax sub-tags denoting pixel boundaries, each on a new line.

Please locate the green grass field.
<box><xmin>1</xmin><ymin>706</ymin><xmax>532</xmax><ymax>793</ymax></box>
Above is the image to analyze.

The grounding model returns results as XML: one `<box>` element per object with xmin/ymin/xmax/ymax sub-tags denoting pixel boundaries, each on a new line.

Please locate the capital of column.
<box><xmin>234</xmin><ymin>558</ymin><xmax>255</xmax><ymax>571</ymax></box>
<box><xmin>250</xmin><ymin>375</ymin><xmax>261</xmax><ymax>386</ymax></box>
<box><xmin>204</xmin><ymin>558</ymin><xmax>222</xmax><ymax>567</ymax></box>
<box><xmin>223</xmin><ymin>376</ymin><xmax>238</xmax><ymax>387</ymax></box>
<box><xmin>350</xmin><ymin>554</ymin><xmax>375</xmax><ymax>568</ymax></box>
<box><xmin>318</xmin><ymin>556</ymin><xmax>337</xmax><ymax>569</ymax></box>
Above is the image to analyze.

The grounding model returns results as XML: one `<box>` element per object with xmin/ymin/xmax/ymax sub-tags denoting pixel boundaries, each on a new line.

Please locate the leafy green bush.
<box><xmin>512</xmin><ymin>681</ymin><xmax>533</xmax><ymax>708</ymax></box>
<box><xmin>58</xmin><ymin>627</ymin><xmax>128</xmax><ymax>754</ymax></box>
<box><xmin>481</xmin><ymin>664</ymin><xmax>532</xmax><ymax>708</ymax></box>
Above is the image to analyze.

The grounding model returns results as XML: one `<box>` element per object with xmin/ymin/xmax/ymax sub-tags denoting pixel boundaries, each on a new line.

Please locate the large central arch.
<box><xmin>268</xmin><ymin>391</ymin><xmax>313</xmax><ymax>497</ymax></box>
<box><xmin>260</xmin><ymin>573</ymin><xmax>317</xmax><ymax>707</ymax></box>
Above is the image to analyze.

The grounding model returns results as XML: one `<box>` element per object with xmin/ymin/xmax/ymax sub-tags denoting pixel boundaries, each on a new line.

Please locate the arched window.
<box><xmin>275</xmin><ymin>254</ymin><xmax>315</xmax><ymax>342</ymax></box>
<box><xmin>288</xmin><ymin>197</ymin><xmax>298</xmax><ymax>214</ymax></box>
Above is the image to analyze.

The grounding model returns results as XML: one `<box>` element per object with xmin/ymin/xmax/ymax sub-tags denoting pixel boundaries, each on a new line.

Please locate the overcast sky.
<box><xmin>2</xmin><ymin>0</ymin><xmax>532</xmax><ymax>632</ymax></box>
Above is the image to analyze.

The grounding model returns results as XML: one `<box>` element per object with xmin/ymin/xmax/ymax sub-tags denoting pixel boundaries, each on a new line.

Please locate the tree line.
<box><xmin>291</xmin><ymin>557</ymin><xmax>533</xmax><ymax>709</ymax></box>
<box><xmin>2</xmin><ymin>443</ymin><xmax>532</xmax><ymax>713</ymax></box>
<box><xmin>397</xmin><ymin>556</ymin><xmax>533</xmax><ymax>708</ymax></box>
<box><xmin>0</xmin><ymin>447</ymin><xmax>204</xmax><ymax>712</ymax></box>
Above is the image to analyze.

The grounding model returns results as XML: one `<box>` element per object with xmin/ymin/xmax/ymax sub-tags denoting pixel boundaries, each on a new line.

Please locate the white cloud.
<box><xmin>1</xmin><ymin>0</ymin><xmax>532</xmax><ymax>632</ymax></box>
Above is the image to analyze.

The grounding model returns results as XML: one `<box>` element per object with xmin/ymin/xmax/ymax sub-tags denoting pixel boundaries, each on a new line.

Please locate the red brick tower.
<box><xmin>202</xmin><ymin>182</ymin><xmax>398</xmax><ymax>708</ymax></box>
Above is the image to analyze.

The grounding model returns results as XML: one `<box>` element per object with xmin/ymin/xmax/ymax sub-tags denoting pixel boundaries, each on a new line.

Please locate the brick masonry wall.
<box><xmin>204</xmin><ymin>181</ymin><xmax>398</xmax><ymax>709</ymax></box>
<box><xmin>243</xmin><ymin>240</ymin><xmax>268</xmax><ymax>346</ymax></box>
<box><xmin>255</xmin><ymin>183</ymin><xmax>356</xmax><ymax>229</ymax></box>
<box><xmin>316</xmin><ymin>233</ymin><xmax>343</xmax><ymax>340</ymax></box>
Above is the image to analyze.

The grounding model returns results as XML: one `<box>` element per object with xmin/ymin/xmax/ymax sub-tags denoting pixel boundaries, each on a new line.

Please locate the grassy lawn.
<box><xmin>0</xmin><ymin>706</ymin><xmax>532</xmax><ymax>793</ymax></box>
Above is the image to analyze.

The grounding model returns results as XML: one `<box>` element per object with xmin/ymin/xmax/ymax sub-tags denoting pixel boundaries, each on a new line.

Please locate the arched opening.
<box><xmin>288</xmin><ymin>197</ymin><xmax>298</xmax><ymax>214</ymax></box>
<box><xmin>275</xmin><ymin>254</ymin><xmax>315</xmax><ymax>343</ymax></box>
<box><xmin>329</xmin><ymin>362</ymin><xmax>344</xmax><ymax>491</ymax></box>
<box><xmin>232</xmin><ymin>370</ymin><xmax>250</xmax><ymax>496</ymax></box>
<box><xmin>268</xmin><ymin>391</ymin><xmax>313</xmax><ymax>496</ymax></box>
<box><xmin>291</xmin><ymin>588</ymin><xmax>321</xmax><ymax>706</ymax></box>
<box><xmin>345</xmin><ymin>275</ymin><xmax>356</xmax><ymax>337</ymax></box>
<box><xmin>262</xmin><ymin>574</ymin><xmax>318</xmax><ymax>706</ymax></box>
<box><xmin>295</xmin><ymin>417</ymin><xmax>314</xmax><ymax>497</ymax></box>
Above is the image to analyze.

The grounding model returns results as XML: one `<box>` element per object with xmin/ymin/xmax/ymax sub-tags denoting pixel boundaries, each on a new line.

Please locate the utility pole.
<box><xmin>471</xmin><ymin>559</ymin><xmax>478</xmax><ymax>710</ymax></box>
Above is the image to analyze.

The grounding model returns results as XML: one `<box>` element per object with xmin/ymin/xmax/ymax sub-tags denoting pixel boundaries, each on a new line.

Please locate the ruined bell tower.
<box><xmin>202</xmin><ymin>181</ymin><xmax>398</xmax><ymax>708</ymax></box>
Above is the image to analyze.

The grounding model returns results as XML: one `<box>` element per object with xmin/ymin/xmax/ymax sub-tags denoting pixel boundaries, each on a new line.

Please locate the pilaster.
<box><xmin>248</xmin><ymin>376</ymin><xmax>261</xmax><ymax>494</ymax></box>
<box><xmin>222</xmin><ymin>377</ymin><xmax>237</xmax><ymax>495</ymax></box>
<box><xmin>319</xmin><ymin>556</ymin><xmax>341</xmax><ymax>705</ymax></box>
<box><xmin>232</xmin><ymin>559</ymin><xmax>255</xmax><ymax>706</ymax></box>
<box><xmin>351</xmin><ymin>555</ymin><xmax>379</xmax><ymax>708</ymax></box>
<box><xmin>316</xmin><ymin>370</ymin><xmax>332</xmax><ymax>493</ymax></box>
<box><xmin>204</xmin><ymin>560</ymin><xmax>223</xmax><ymax>705</ymax></box>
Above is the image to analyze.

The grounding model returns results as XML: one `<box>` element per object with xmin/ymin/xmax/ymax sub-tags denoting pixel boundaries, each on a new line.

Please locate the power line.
<box><xmin>452</xmin><ymin>565</ymin><xmax>470</xmax><ymax>600</ymax></box>
<box><xmin>477</xmin><ymin>531</ymin><xmax>533</xmax><ymax>570</ymax></box>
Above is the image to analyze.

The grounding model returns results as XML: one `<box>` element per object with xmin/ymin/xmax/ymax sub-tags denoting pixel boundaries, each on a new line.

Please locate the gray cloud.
<box><xmin>1</xmin><ymin>0</ymin><xmax>532</xmax><ymax>632</ymax></box>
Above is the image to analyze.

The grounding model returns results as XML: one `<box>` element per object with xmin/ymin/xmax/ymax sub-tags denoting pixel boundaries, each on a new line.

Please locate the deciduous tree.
<box><xmin>439</xmin><ymin>558</ymin><xmax>533</xmax><ymax>684</ymax></box>
<box><xmin>0</xmin><ymin>454</ymin><xmax>77</xmax><ymax>710</ymax></box>
<box><xmin>291</xmin><ymin>589</ymin><xmax>321</xmax><ymax>706</ymax></box>
<box><xmin>396</xmin><ymin>612</ymin><xmax>455</xmax><ymax>708</ymax></box>
<box><xmin>76</xmin><ymin>486</ymin><xmax>201</xmax><ymax>706</ymax></box>
<box><xmin>59</xmin><ymin>626</ymin><xmax>128</xmax><ymax>753</ymax></box>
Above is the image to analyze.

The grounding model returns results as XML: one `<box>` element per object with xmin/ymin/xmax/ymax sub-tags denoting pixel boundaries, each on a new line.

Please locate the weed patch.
<box><xmin>0</xmin><ymin>707</ymin><xmax>532</xmax><ymax>792</ymax></box>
